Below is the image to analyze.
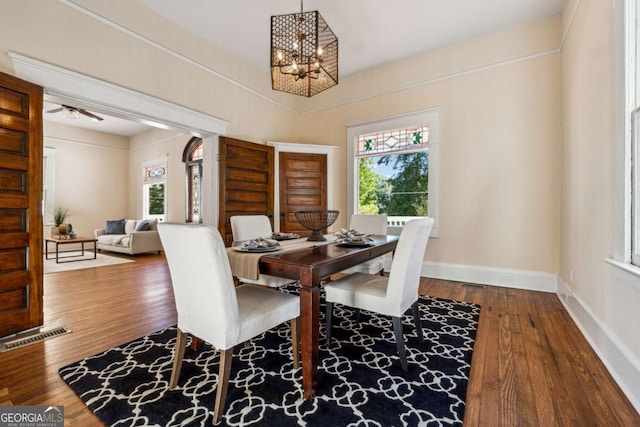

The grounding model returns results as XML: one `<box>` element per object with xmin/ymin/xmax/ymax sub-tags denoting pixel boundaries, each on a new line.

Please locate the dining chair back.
<box><xmin>349</xmin><ymin>214</ymin><xmax>388</xmax><ymax>235</ymax></box>
<box><xmin>158</xmin><ymin>223</ymin><xmax>300</xmax><ymax>423</ymax></box>
<box><xmin>325</xmin><ymin>217</ymin><xmax>435</xmax><ymax>371</ymax></box>
<box><xmin>230</xmin><ymin>215</ymin><xmax>293</xmax><ymax>288</ymax></box>
<box><xmin>230</xmin><ymin>214</ymin><xmax>273</xmax><ymax>241</ymax></box>
<box><xmin>386</xmin><ymin>217</ymin><xmax>433</xmax><ymax>316</ymax></box>
<box><xmin>342</xmin><ymin>214</ymin><xmax>388</xmax><ymax>275</ymax></box>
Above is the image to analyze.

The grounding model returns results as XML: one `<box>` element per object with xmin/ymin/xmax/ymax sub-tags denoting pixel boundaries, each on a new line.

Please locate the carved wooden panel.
<box><xmin>0</xmin><ymin>71</ymin><xmax>43</xmax><ymax>338</ymax></box>
<box><xmin>218</xmin><ymin>137</ymin><xmax>274</xmax><ymax>246</ymax></box>
<box><xmin>279</xmin><ymin>152</ymin><xmax>327</xmax><ymax>236</ymax></box>
<box><xmin>0</xmin><ymin>128</ymin><xmax>28</xmax><ymax>156</ymax></box>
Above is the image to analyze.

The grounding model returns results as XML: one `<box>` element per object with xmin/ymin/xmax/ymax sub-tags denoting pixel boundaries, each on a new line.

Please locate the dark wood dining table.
<box><xmin>258</xmin><ymin>234</ymin><xmax>399</xmax><ymax>400</ymax></box>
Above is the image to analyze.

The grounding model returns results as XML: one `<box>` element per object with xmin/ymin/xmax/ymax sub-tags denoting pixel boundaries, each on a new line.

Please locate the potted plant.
<box><xmin>51</xmin><ymin>207</ymin><xmax>70</xmax><ymax>237</ymax></box>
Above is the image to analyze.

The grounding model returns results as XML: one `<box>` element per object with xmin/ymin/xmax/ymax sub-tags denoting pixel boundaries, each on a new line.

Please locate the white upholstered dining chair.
<box><xmin>324</xmin><ymin>217</ymin><xmax>435</xmax><ymax>371</ymax></box>
<box><xmin>158</xmin><ymin>223</ymin><xmax>300</xmax><ymax>424</ymax></box>
<box><xmin>230</xmin><ymin>215</ymin><xmax>294</xmax><ymax>288</ymax></box>
<box><xmin>341</xmin><ymin>214</ymin><xmax>388</xmax><ymax>275</ymax></box>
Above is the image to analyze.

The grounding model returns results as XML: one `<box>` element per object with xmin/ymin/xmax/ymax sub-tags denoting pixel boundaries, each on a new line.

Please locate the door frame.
<box><xmin>9</xmin><ymin>53</ymin><xmax>227</xmax><ymax>227</ymax></box>
<box><xmin>9</xmin><ymin>53</ymin><xmax>228</xmax><ymax>137</ymax></box>
<box><xmin>267</xmin><ymin>141</ymin><xmax>340</xmax><ymax>232</ymax></box>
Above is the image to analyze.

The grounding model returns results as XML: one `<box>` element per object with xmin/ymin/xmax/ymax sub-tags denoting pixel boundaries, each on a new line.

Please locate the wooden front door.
<box><xmin>0</xmin><ymin>72</ymin><xmax>43</xmax><ymax>337</ymax></box>
<box><xmin>279</xmin><ymin>152</ymin><xmax>327</xmax><ymax>236</ymax></box>
<box><xmin>218</xmin><ymin>137</ymin><xmax>274</xmax><ymax>246</ymax></box>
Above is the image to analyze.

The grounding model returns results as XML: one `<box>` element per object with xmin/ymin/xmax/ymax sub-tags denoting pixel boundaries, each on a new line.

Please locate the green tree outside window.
<box><xmin>358</xmin><ymin>151</ymin><xmax>429</xmax><ymax>217</ymax></box>
<box><xmin>148</xmin><ymin>183</ymin><xmax>165</xmax><ymax>215</ymax></box>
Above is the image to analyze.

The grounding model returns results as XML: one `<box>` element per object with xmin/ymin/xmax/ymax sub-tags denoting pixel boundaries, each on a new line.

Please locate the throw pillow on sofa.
<box><xmin>105</xmin><ymin>219</ymin><xmax>126</xmax><ymax>234</ymax></box>
<box><xmin>135</xmin><ymin>219</ymin><xmax>150</xmax><ymax>231</ymax></box>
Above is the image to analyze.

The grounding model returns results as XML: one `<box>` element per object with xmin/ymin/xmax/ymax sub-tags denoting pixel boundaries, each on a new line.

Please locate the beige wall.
<box><xmin>561</xmin><ymin>0</ymin><xmax>640</xmax><ymax>377</ymax></box>
<box><xmin>1</xmin><ymin>1</ymin><xmax>562</xmax><ymax>274</ymax></box>
<box><xmin>43</xmin><ymin>121</ymin><xmax>129</xmax><ymax>237</ymax></box>
<box><xmin>128</xmin><ymin>128</ymin><xmax>191</xmax><ymax>222</ymax></box>
<box><xmin>4</xmin><ymin>0</ymin><xmax>639</xmax><ymax>407</ymax></box>
<box><xmin>300</xmin><ymin>19</ymin><xmax>563</xmax><ymax>273</ymax></box>
<box><xmin>0</xmin><ymin>0</ymin><xmax>302</xmax><ymax>141</ymax></box>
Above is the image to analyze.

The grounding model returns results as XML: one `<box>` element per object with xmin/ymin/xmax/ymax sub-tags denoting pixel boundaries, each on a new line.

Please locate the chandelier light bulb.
<box><xmin>292</xmin><ymin>60</ymin><xmax>298</xmax><ymax>70</ymax></box>
<box><xmin>317</xmin><ymin>47</ymin><xmax>323</xmax><ymax>56</ymax></box>
<box><xmin>277</xmin><ymin>50</ymin><xmax>283</xmax><ymax>61</ymax></box>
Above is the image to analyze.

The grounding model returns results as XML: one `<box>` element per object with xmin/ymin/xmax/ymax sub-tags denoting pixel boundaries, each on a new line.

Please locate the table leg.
<box><xmin>55</xmin><ymin>242</ymin><xmax>60</xmax><ymax>264</ymax></box>
<box><xmin>299</xmin><ymin>268</ymin><xmax>320</xmax><ymax>400</ymax></box>
<box><xmin>93</xmin><ymin>240</ymin><xmax>97</xmax><ymax>259</ymax></box>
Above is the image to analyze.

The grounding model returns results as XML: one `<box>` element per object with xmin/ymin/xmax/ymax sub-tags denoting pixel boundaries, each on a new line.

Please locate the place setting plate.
<box><xmin>232</xmin><ymin>238</ymin><xmax>282</xmax><ymax>252</ymax></box>
<box><xmin>232</xmin><ymin>246</ymin><xmax>282</xmax><ymax>253</ymax></box>
<box><xmin>337</xmin><ymin>240</ymin><xmax>374</xmax><ymax>247</ymax></box>
<box><xmin>339</xmin><ymin>240</ymin><xmax>373</xmax><ymax>248</ymax></box>
<box><xmin>336</xmin><ymin>227</ymin><xmax>373</xmax><ymax>247</ymax></box>
<box><xmin>270</xmin><ymin>232</ymin><xmax>301</xmax><ymax>241</ymax></box>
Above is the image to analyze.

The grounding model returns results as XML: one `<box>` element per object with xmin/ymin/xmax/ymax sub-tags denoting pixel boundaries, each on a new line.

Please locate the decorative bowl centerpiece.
<box><xmin>294</xmin><ymin>210</ymin><xmax>339</xmax><ymax>241</ymax></box>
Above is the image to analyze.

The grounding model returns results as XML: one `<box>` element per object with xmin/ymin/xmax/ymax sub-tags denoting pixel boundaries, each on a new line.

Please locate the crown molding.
<box><xmin>9</xmin><ymin>52</ymin><xmax>228</xmax><ymax>137</ymax></box>
<box><xmin>57</xmin><ymin>0</ymin><xmax>298</xmax><ymax>114</ymax></box>
<box><xmin>57</xmin><ymin>0</ymin><xmax>562</xmax><ymax>116</ymax></box>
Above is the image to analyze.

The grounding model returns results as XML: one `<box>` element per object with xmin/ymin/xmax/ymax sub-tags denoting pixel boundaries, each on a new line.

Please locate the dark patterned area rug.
<box><xmin>59</xmin><ymin>293</ymin><xmax>479</xmax><ymax>426</ymax></box>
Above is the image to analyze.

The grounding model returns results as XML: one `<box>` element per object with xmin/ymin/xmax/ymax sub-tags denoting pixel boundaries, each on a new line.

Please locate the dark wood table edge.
<box><xmin>258</xmin><ymin>235</ymin><xmax>399</xmax><ymax>400</ymax></box>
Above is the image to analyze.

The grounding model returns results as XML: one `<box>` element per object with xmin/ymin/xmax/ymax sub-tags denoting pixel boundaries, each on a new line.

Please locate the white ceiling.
<box><xmin>44</xmin><ymin>101</ymin><xmax>151</xmax><ymax>137</ymax></box>
<box><xmin>138</xmin><ymin>0</ymin><xmax>565</xmax><ymax>78</ymax></box>
<box><xmin>47</xmin><ymin>0</ymin><xmax>565</xmax><ymax>136</ymax></box>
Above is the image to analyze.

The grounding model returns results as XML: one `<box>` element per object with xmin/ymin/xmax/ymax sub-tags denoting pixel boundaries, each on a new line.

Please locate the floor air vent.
<box><xmin>0</xmin><ymin>326</ymin><xmax>71</xmax><ymax>352</ymax></box>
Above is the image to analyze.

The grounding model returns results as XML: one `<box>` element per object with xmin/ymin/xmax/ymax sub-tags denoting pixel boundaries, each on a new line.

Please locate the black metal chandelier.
<box><xmin>270</xmin><ymin>0</ymin><xmax>338</xmax><ymax>97</ymax></box>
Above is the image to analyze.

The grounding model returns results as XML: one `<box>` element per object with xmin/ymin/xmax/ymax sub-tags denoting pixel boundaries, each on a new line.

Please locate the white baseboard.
<box><xmin>556</xmin><ymin>278</ymin><xmax>640</xmax><ymax>414</ymax></box>
<box><xmin>410</xmin><ymin>260</ymin><xmax>640</xmax><ymax>413</ymax></box>
<box><xmin>420</xmin><ymin>261</ymin><xmax>558</xmax><ymax>293</ymax></box>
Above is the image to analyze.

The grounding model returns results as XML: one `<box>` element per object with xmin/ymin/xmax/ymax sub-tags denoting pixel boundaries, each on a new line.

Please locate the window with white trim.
<box><xmin>142</xmin><ymin>159</ymin><xmax>167</xmax><ymax>222</ymax></box>
<box><xmin>347</xmin><ymin>109</ymin><xmax>439</xmax><ymax>236</ymax></box>
<box><xmin>183</xmin><ymin>138</ymin><xmax>203</xmax><ymax>223</ymax></box>
<box><xmin>43</xmin><ymin>147</ymin><xmax>56</xmax><ymax>225</ymax></box>
<box><xmin>629</xmin><ymin>0</ymin><xmax>640</xmax><ymax>265</ymax></box>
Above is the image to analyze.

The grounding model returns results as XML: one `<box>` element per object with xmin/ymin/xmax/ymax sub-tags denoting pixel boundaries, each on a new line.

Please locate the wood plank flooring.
<box><xmin>0</xmin><ymin>254</ymin><xmax>638</xmax><ymax>426</ymax></box>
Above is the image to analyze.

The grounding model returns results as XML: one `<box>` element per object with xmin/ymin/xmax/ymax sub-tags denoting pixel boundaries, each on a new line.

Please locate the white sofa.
<box><xmin>94</xmin><ymin>219</ymin><xmax>163</xmax><ymax>255</ymax></box>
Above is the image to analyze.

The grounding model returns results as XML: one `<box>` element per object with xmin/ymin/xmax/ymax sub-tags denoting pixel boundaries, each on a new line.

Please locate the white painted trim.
<box><xmin>556</xmin><ymin>277</ymin><xmax>640</xmax><ymax>414</ymax></box>
<box><xmin>44</xmin><ymin>136</ymin><xmax>129</xmax><ymax>152</ymax></box>
<box><xmin>140</xmin><ymin>156</ymin><xmax>169</xmax><ymax>221</ymax></box>
<box><xmin>412</xmin><ymin>258</ymin><xmax>640</xmax><ymax>413</ymax></box>
<box><xmin>612</xmin><ymin>0</ymin><xmax>631</xmax><ymax>262</ymax></box>
<box><xmin>560</xmin><ymin>0</ymin><xmax>581</xmax><ymax>51</ymax></box>
<box><xmin>267</xmin><ymin>142</ymin><xmax>340</xmax><ymax>232</ymax></box>
<box><xmin>43</xmin><ymin>147</ymin><xmax>56</xmax><ymax>226</ymax></box>
<box><xmin>604</xmin><ymin>258</ymin><xmax>640</xmax><ymax>291</ymax></box>
<box><xmin>346</xmin><ymin>109</ymin><xmax>440</xmax><ymax>238</ymax></box>
<box><xmin>57</xmin><ymin>0</ymin><xmax>560</xmax><ymax>115</ymax></box>
<box><xmin>202</xmin><ymin>135</ymin><xmax>219</xmax><ymax>228</ymax></box>
<box><xmin>421</xmin><ymin>261</ymin><xmax>558</xmax><ymax>293</ymax></box>
<box><xmin>304</xmin><ymin>49</ymin><xmax>560</xmax><ymax>114</ymax></box>
<box><xmin>8</xmin><ymin>52</ymin><xmax>229</xmax><ymax>137</ymax></box>
<box><xmin>57</xmin><ymin>0</ymin><xmax>297</xmax><ymax>114</ymax></box>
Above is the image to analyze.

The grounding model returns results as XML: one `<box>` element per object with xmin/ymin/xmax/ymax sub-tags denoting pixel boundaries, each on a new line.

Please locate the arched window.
<box><xmin>183</xmin><ymin>137</ymin><xmax>203</xmax><ymax>223</ymax></box>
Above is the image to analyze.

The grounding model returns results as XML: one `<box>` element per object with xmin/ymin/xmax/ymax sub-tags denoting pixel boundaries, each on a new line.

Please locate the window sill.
<box><xmin>604</xmin><ymin>258</ymin><xmax>640</xmax><ymax>292</ymax></box>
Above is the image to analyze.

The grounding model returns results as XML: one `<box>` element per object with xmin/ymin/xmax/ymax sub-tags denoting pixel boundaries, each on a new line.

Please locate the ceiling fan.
<box><xmin>46</xmin><ymin>104</ymin><xmax>104</xmax><ymax>122</ymax></box>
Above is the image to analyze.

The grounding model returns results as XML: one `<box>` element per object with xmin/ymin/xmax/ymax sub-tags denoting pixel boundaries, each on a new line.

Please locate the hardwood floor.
<box><xmin>0</xmin><ymin>254</ymin><xmax>638</xmax><ymax>426</ymax></box>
